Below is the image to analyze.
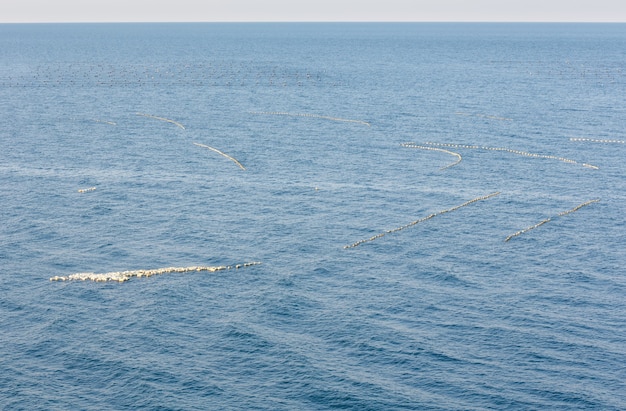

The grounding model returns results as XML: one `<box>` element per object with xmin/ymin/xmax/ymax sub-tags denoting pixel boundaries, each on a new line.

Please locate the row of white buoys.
<box><xmin>249</xmin><ymin>111</ymin><xmax>371</xmax><ymax>127</ymax></box>
<box><xmin>50</xmin><ymin>262</ymin><xmax>262</xmax><ymax>282</ymax></box>
<box><xmin>504</xmin><ymin>218</ymin><xmax>552</xmax><ymax>243</ymax></box>
<box><xmin>92</xmin><ymin>119</ymin><xmax>116</xmax><ymax>126</ymax></box>
<box><xmin>193</xmin><ymin>142</ymin><xmax>246</xmax><ymax>170</ymax></box>
<box><xmin>345</xmin><ymin>192</ymin><xmax>501</xmax><ymax>249</ymax></box>
<box><xmin>557</xmin><ymin>199</ymin><xmax>600</xmax><ymax>217</ymax></box>
<box><xmin>455</xmin><ymin>111</ymin><xmax>513</xmax><ymax>121</ymax></box>
<box><xmin>78</xmin><ymin>187</ymin><xmax>96</xmax><ymax>193</ymax></box>
<box><xmin>401</xmin><ymin>142</ymin><xmax>463</xmax><ymax>170</ymax></box>
<box><xmin>137</xmin><ymin>112</ymin><xmax>186</xmax><ymax>130</ymax></box>
<box><xmin>424</xmin><ymin>142</ymin><xmax>599</xmax><ymax>169</ymax></box>
<box><xmin>505</xmin><ymin>199</ymin><xmax>599</xmax><ymax>242</ymax></box>
<box><xmin>570</xmin><ymin>138</ymin><xmax>625</xmax><ymax>144</ymax></box>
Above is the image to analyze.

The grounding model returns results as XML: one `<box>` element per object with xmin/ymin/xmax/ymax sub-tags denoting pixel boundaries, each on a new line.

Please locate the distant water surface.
<box><xmin>1</xmin><ymin>23</ymin><xmax>625</xmax><ymax>410</ymax></box>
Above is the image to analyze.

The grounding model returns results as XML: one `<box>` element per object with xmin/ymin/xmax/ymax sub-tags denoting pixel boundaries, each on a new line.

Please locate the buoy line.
<box><xmin>557</xmin><ymin>199</ymin><xmax>600</xmax><ymax>217</ymax></box>
<box><xmin>504</xmin><ymin>218</ymin><xmax>552</xmax><ymax>242</ymax></box>
<box><xmin>92</xmin><ymin>119</ymin><xmax>116</xmax><ymax>125</ymax></box>
<box><xmin>136</xmin><ymin>112</ymin><xmax>185</xmax><ymax>130</ymax></box>
<box><xmin>505</xmin><ymin>199</ymin><xmax>599</xmax><ymax>242</ymax></box>
<box><xmin>345</xmin><ymin>192</ymin><xmax>501</xmax><ymax>249</ymax></box>
<box><xmin>248</xmin><ymin>111</ymin><xmax>371</xmax><ymax>127</ymax></box>
<box><xmin>50</xmin><ymin>262</ymin><xmax>262</xmax><ymax>282</ymax></box>
<box><xmin>78</xmin><ymin>187</ymin><xmax>96</xmax><ymax>193</ymax></box>
<box><xmin>570</xmin><ymin>138</ymin><xmax>625</xmax><ymax>144</ymax></box>
<box><xmin>401</xmin><ymin>142</ymin><xmax>462</xmax><ymax>169</ymax></box>
<box><xmin>424</xmin><ymin>142</ymin><xmax>598</xmax><ymax>169</ymax></box>
<box><xmin>193</xmin><ymin>142</ymin><xmax>246</xmax><ymax>170</ymax></box>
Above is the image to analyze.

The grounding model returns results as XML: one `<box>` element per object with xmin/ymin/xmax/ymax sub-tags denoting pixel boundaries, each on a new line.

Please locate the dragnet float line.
<box><xmin>504</xmin><ymin>199</ymin><xmax>599</xmax><ymax>242</ymax></box>
<box><xmin>137</xmin><ymin>112</ymin><xmax>186</xmax><ymax>130</ymax></box>
<box><xmin>401</xmin><ymin>142</ymin><xmax>463</xmax><ymax>170</ymax></box>
<box><xmin>249</xmin><ymin>111</ymin><xmax>371</xmax><ymax>127</ymax></box>
<box><xmin>50</xmin><ymin>262</ymin><xmax>262</xmax><ymax>283</ymax></box>
<box><xmin>424</xmin><ymin>142</ymin><xmax>598</xmax><ymax>169</ymax></box>
<box><xmin>78</xmin><ymin>187</ymin><xmax>96</xmax><ymax>193</ymax></box>
<box><xmin>92</xmin><ymin>119</ymin><xmax>116</xmax><ymax>125</ymax></box>
<box><xmin>345</xmin><ymin>192</ymin><xmax>501</xmax><ymax>249</ymax></box>
<box><xmin>570</xmin><ymin>138</ymin><xmax>625</xmax><ymax>144</ymax></box>
<box><xmin>557</xmin><ymin>199</ymin><xmax>600</xmax><ymax>217</ymax></box>
<box><xmin>193</xmin><ymin>142</ymin><xmax>246</xmax><ymax>170</ymax></box>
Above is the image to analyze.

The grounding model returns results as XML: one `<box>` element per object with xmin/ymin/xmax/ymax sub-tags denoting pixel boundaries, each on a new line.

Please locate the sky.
<box><xmin>1</xmin><ymin>0</ymin><xmax>625</xmax><ymax>23</ymax></box>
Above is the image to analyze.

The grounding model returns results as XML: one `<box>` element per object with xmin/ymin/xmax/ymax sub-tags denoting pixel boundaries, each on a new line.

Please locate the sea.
<box><xmin>1</xmin><ymin>22</ymin><xmax>625</xmax><ymax>410</ymax></box>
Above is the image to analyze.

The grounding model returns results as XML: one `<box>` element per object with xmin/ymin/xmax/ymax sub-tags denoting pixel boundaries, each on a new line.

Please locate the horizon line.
<box><xmin>2</xmin><ymin>20</ymin><xmax>625</xmax><ymax>24</ymax></box>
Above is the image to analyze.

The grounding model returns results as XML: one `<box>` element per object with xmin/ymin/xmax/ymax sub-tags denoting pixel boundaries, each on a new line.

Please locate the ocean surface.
<box><xmin>1</xmin><ymin>23</ymin><xmax>625</xmax><ymax>410</ymax></box>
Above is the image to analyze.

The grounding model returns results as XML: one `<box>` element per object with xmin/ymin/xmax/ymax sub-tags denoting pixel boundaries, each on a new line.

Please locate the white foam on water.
<box><xmin>50</xmin><ymin>262</ymin><xmax>262</xmax><ymax>282</ymax></box>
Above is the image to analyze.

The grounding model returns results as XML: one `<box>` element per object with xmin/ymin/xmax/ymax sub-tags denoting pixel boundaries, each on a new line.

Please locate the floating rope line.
<box><xmin>50</xmin><ymin>262</ymin><xmax>262</xmax><ymax>283</ymax></box>
<box><xmin>504</xmin><ymin>218</ymin><xmax>552</xmax><ymax>242</ymax></box>
<box><xmin>401</xmin><ymin>142</ymin><xmax>462</xmax><ymax>170</ymax></box>
<box><xmin>505</xmin><ymin>199</ymin><xmax>599</xmax><ymax>242</ymax></box>
<box><xmin>78</xmin><ymin>187</ymin><xmax>96</xmax><ymax>193</ymax></box>
<box><xmin>424</xmin><ymin>142</ymin><xmax>598</xmax><ymax>169</ymax></box>
<box><xmin>193</xmin><ymin>142</ymin><xmax>246</xmax><ymax>170</ymax></box>
<box><xmin>136</xmin><ymin>112</ymin><xmax>185</xmax><ymax>129</ymax></box>
<box><xmin>557</xmin><ymin>199</ymin><xmax>600</xmax><ymax>217</ymax></box>
<box><xmin>570</xmin><ymin>138</ymin><xmax>625</xmax><ymax>144</ymax></box>
<box><xmin>92</xmin><ymin>119</ymin><xmax>116</xmax><ymax>125</ymax></box>
<box><xmin>249</xmin><ymin>111</ymin><xmax>371</xmax><ymax>127</ymax></box>
<box><xmin>455</xmin><ymin>111</ymin><xmax>513</xmax><ymax>121</ymax></box>
<box><xmin>345</xmin><ymin>192</ymin><xmax>500</xmax><ymax>249</ymax></box>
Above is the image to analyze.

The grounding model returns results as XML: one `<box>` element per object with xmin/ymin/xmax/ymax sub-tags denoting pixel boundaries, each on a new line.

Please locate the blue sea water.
<box><xmin>1</xmin><ymin>22</ymin><xmax>625</xmax><ymax>410</ymax></box>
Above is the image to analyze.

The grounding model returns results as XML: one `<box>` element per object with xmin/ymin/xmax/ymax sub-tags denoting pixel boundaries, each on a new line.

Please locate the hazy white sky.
<box><xmin>1</xmin><ymin>0</ymin><xmax>625</xmax><ymax>23</ymax></box>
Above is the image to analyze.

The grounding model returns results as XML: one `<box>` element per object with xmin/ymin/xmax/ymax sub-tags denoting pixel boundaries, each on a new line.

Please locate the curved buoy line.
<box><xmin>345</xmin><ymin>192</ymin><xmax>501</xmax><ymax>249</ymax></box>
<box><xmin>424</xmin><ymin>142</ymin><xmax>598</xmax><ymax>169</ymax></box>
<box><xmin>78</xmin><ymin>187</ymin><xmax>96</xmax><ymax>193</ymax></box>
<box><xmin>93</xmin><ymin>119</ymin><xmax>116</xmax><ymax>125</ymax></box>
<box><xmin>193</xmin><ymin>142</ymin><xmax>246</xmax><ymax>170</ymax></box>
<box><xmin>505</xmin><ymin>199</ymin><xmax>599</xmax><ymax>242</ymax></box>
<box><xmin>455</xmin><ymin>111</ymin><xmax>512</xmax><ymax>121</ymax></box>
<box><xmin>137</xmin><ymin>112</ymin><xmax>185</xmax><ymax>130</ymax></box>
<box><xmin>570</xmin><ymin>138</ymin><xmax>625</xmax><ymax>144</ymax></box>
<box><xmin>249</xmin><ymin>111</ymin><xmax>370</xmax><ymax>127</ymax></box>
<box><xmin>401</xmin><ymin>142</ymin><xmax>462</xmax><ymax>170</ymax></box>
<box><xmin>50</xmin><ymin>262</ymin><xmax>262</xmax><ymax>283</ymax></box>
